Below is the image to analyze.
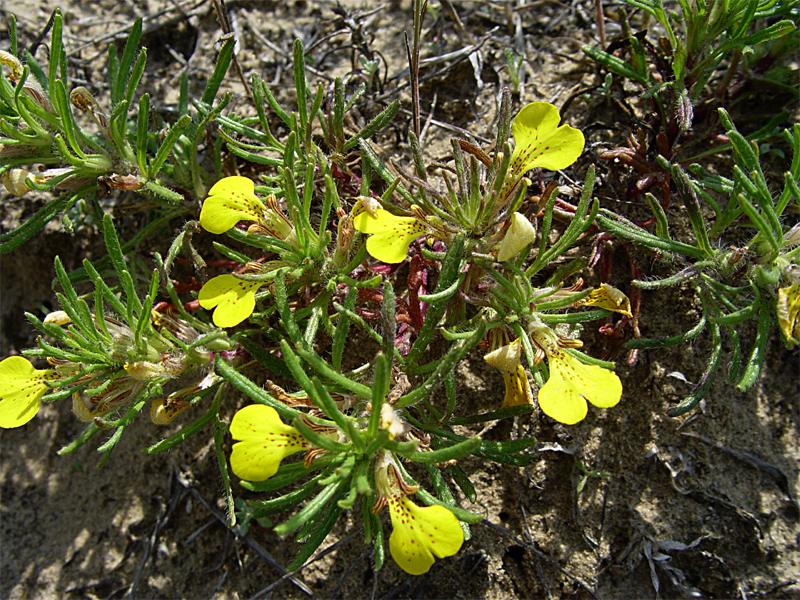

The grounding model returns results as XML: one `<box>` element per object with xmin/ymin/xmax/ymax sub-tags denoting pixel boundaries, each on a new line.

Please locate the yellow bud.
<box><xmin>483</xmin><ymin>337</ymin><xmax>522</xmax><ymax>372</ymax></box>
<box><xmin>1</xmin><ymin>168</ymin><xmax>33</xmax><ymax>196</ymax></box>
<box><xmin>496</xmin><ymin>212</ymin><xmax>536</xmax><ymax>262</ymax></box>
<box><xmin>0</xmin><ymin>50</ymin><xmax>23</xmax><ymax>82</ymax></box>
<box><xmin>43</xmin><ymin>311</ymin><xmax>71</xmax><ymax>325</ymax></box>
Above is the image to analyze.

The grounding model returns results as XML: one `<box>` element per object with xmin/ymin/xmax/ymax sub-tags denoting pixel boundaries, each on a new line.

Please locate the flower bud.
<box><xmin>44</xmin><ymin>310</ymin><xmax>72</xmax><ymax>325</ymax></box>
<box><xmin>574</xmin><ymin>283</ymin><xmax>633</xmax><ymax>317</ymax></box>
<box><xmin>1</xmin><ymin>168</ymin><xmax>34</xmax><ymax>196</ymax></box>
<box><xmin>484</xmin><ymin>337</ymin><xmax>522</xmax><ymax>372</ymax></box>
<box><xmin>0</xmin><ymin>50</ymin><xmax>24</xmax><ymax>82</ymax></box>
<box><xmin>0</xmin><ymin>51</ymin><xmax>53</xmax><ymax>112</ymax></box>
<box><xmin>379</xmin><ymin>403</ymin><xmax>406</xmax><ymax>440</ymax></box>
<box><xmin>332</xmin><ymin>210</ymin><xmax>355</xmax><ymax>269</ymax></box>
<box><xmin>22</xmin><ymin>80</ymin><xmax>53</xmax><ymax>113</ymax></box>
<box><xmin>496</xmin><ymin>212</ymin><xmax>536</xmax><ymax>262</ymax></box>
<box><xmin>150</xmin><ymin>394</ymin><xmax>191</xmax><ymax>424</ymax></box>
<box><xmin>358</xmin><ymin>195</ymin><xmax>380</xmax><ymax>218</ymax></box>
<box><xmin>26</xmin><ymin>167</ymin><xmax>91</xmax><ymax>192</ymax></box>
<box><xmin>98</xmin><ymin>174</ymin><xmax>144</xmax><ymax>191</ymax></box>
<box><xmin>124</xmin><ymin>360</ymin><xmax>166</xmax><ymax>381</ymax></box>
<box><xmin>70</xmin><ymin>86</ymin><xmax>110</xmax><ymax>136</ymax></box>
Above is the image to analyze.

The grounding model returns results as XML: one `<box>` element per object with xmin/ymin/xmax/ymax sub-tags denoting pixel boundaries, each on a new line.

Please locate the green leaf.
<box><xmin>293</xmin><ymin>38</ymin><xmax>309</xmax><ymax>136</ymax></box>
<box><xmin>112</xmin><ymin>18</ymin><xmax>142</xmax><ymax>104</ymax></box>
<box><xmin>401</xmin><ymin>437</ymin><xmax>482</xmax><ymax>463</ymax></box>
<box><xmin>274</xmin><ymin>479</ymin><xmax>346</xmax><ymax>536</ymax></box>
<box><xmin>148</xmin><ymin>114</ymin><xmax>191</xmax><ymax>177</ymax></box>
<box><xmin>144</xmin><ymin>385</ymin><xmax>223</xmax><ymax>453</ymax></box>
<box><xmin>596</xmin><ymin>210</ymin><xmax>706</xmax><ymax>260</ymax></box>
<box><xmin>200</xmin><ymin>34</ymin><xmax>235</xmax><ymax>106</ymax></box>
<box><xmin>667</xmin><ymin>321</ymin><xmax>722</xmax><ymax>416</ymax></box>
<box><xmin>735</xmin><ymin>303</ymin><xmax>772</xmax><ymax>392</ymax></box>
<box><xmin>448</xmin><ymin>464</ymin><xmax>477</xmax><ymax>503</ymax></box>
<box><xmin>135</xmin><ymin>93</ymin><xmax>150</xmax><ymax>176</ymax></box>
<box><xmin>250</xmin><ymin>472</ymin><xmax>328</xmax><ymax>516</ymax></box>
<box><xmin>582</xmin><ymin>45</ymin><xmax>649</xmax><ymax>85</ymax></box>
<box><xmin>343</xmin><ymin>100</ymin><xmax>400</xmax><ymax>151</ymax></box>
<box><xmin>368</xmin><ymin>353</ymin><xmax>390</xmax><ymax>438</ymax></box>
<box><xmin>0</xmin><ymin>195</ymin><xmax>76</xmax><ymax>253</ymax></box>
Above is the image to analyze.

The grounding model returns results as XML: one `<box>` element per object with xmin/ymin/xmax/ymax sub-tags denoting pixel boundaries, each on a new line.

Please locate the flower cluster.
<box><xmin>0</xmin><ymin>309</ymin><xmax>221</xmax><ymax>429</ymax></box>
<box><xmin>2</xmin><ymin>10</ymin><xmax>798</xmax><ymax>587</ymax></box>
<box><xmin>1</xmin><ymin>50</ymin><xmax>631</xmax><ymax>577</ymax></box>
<box><xmin>196</xmin><ymin>176</ymin><xmax>300</xmax><ymax>328</ymax></box>
<box><xmin>227</xmin><ymin>402</ymin><xmax>466</xmax><ymax>575</ymax></box>
<box><xmin>351</xmin><ymin>101</ymin><xmax>585</xmax><ymax>266</ymax></box>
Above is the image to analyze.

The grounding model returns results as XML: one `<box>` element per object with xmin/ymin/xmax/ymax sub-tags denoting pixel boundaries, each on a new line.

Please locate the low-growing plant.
<box><xmin>597</xmin><ymin>109</ymin><xmax>800</xmax><ymax>413</ymax></box>
<box><xmin>0</xmin><ymin>12</ymin><xmax>236</xmax><ymax>252</ymax></box>
<box><xmin>0</xmin><ymin>0</ymin><xmax>797</xmax><ymax>580</ymax></box>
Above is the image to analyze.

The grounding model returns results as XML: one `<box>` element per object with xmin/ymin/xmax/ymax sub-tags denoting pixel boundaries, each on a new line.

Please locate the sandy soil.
<box><xmin>1</xmin><ymin>1</ymin><xmax>798</xmax><ymax>599</ymax></box>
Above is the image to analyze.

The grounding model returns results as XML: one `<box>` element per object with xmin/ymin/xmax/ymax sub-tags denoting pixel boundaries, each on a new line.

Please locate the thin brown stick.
<box><xmin>595</xmin><ymin>0</ymin><xmax>606</xmax><ymax>48</ymax></box>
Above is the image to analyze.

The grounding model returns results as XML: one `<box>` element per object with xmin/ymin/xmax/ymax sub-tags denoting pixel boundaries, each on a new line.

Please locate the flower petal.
<box><xmin>538</xmin><ymin>350</ymin><xmax>621</xmax><ymax>424</ymax></box>
<box><xmin>0</xmin><ymin>392</ymin><xmax>43</xmax><ymax>428</ymax></box>
<box><xmin>510</xmin><ymin>102</ymin><xmax>584</xmax><ymax>174</ymax></box>
<box><xmin>353</xmin><ymin>208</ymin><xmax>427</xmax><ymax>263</ymax></box>
<box><xmin>388</xmin><ymin>495</ymin><xmax>463</xmax><ymax>575</ymax></box>
<box><xmin>0</xmin><ymin>356</ymin><xmax>56</xmax><ymax>428</ymax></box>
<box><xmin>199</xmin><ymin>176</ymin><xmax>265</xmax><ymax>234</ymax></box>
<box><xmin>501</xmin><ymin>364</ymin><xmax>534</xmax><ymax>409</ymax></box>
<box><xmin>198</xmin><ymin>274</ymin><xmax>262</xmax><ymax>328</ymax></box>
<box><xmin>777</xmin><ymin>283</ymin><xmax>800</xmax><ymax>345</ymax></box>
<box><xmin>537</xmin><ymin>355</ymin><xmax>587</xmax><ymax>425</ymax></box>
<box><xmin>229</xmin><ymin>405</ymin><xmax>307</xmax><ymax>481</ymax></box>
<box><xmin>484</xmin><ymin>337</ymin><xmax>522</xmax><ymax>372</ymax></box>
<box><xmin>576</xmin><ymin>283</ymin><xmax>633</xmax><ymax>317</ymax></box>
<box><xmin>497</xmin><ymin>212</ymin><xmax>536</xmax><ymax>262</ymax></box>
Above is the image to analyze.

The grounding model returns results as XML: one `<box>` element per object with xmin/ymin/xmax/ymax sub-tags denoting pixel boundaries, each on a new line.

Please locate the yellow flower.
<box><xmin>510</xmin><ymin>102</ymin><xmax>585</xmax><ymax>174</ymax></box>
<box><xmin>777</xmin><ymin>283</ymin><xmax>800</xmax><ymax>345</ymax></box>
<box><xmin>575</xmin><ymin>283</ymin><xmax>633</xmax><ymax>318</ymax></box>
<box><xmin>501</xmin><ymin>102</ymin><xmax>584</xmax><ymax>203</ymax></box>
<box><xmin>352</xmin><ymin>205</ymin><xmax>428</xmax><ymax>264</ymax></box>
<box><xmin>0</xmin><ymin>356</ymin><xmax>58</xmax><ymax>428</ymax></box>
<box><xmin>200</xmin><ymin>176</ymin><xmax>267</xmax><ymax>234</ymax></box>
<box><xmin>374</xmin><ymin>453</ymin><xmax>463</xmax><ymax>575</ymax></box>
<box><xmin>538</xmin><ymin>349</ymin><xmax>621</xmax><ymax>425</ymax></box>
<box><xmin>388</xmin><ymin>495</ymin><xmax>464</xmax><ymax>575</ymax></box>
<box><xmin>496</xmin><ymin>212</ymin><xmax>536</xmax><ymax>262</ymax></box>
<box><xmin>229</xmin><ymin>404</ymin><xmax>308</xmax><ymax>482</ymax></box>
<box><xmin>483</xmin><ymin>337</ymin><xmax>533</xmax><ymax>409</ymax></box>
<box><xmin>198</xmin><ymin>274</ymin><xmax>263</xmax><ymax>328</ymax></box>
<box><xmin>199</xmin><ymin>177</ymin><xmax>295</xmax><ymax>241</ymax></box>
